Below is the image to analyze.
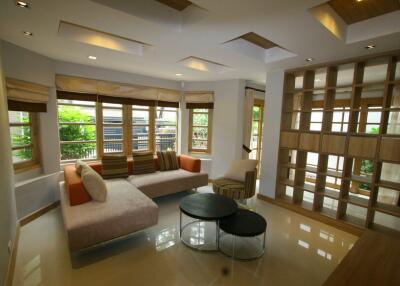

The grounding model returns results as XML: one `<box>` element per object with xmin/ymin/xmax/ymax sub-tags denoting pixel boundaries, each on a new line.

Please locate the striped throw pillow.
<box><xmin>101</xmin><ymin>155</ymin><xmax>129</xmax><ymax>179</ymax></box>
<box><xmin>132</xmin><ymin>152</ymin><xmax>156</xmax><ymax>175</ymax></box>
<box><xmin>157</xmin><ymin>151</ymin><xmax>179</xmax><ymax>171</ymax></box>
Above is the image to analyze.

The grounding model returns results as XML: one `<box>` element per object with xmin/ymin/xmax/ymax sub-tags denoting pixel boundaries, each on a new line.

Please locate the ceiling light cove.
<box><xmin>178</xmin><ymin>57</ymin><xmax>233</xmax><ymax>73</ymax></box>
<box><xmin>58</xmin><ymin>21</ymin><xmax>151</xmax><ymax>56</ymax></box>
<box><xmin>16</xmin><ymin>1</ymin><xmax>30</xmax><ymax>8</ymax></box>
<box><xmin>175</xmin><ymin>73</ymin><xmax>183</xmax><ymax>76</ymax></box>
<box><xmin>88</xmin><ymin>55</ymin><xmax>97</xmax><ymax>60</ymax></box>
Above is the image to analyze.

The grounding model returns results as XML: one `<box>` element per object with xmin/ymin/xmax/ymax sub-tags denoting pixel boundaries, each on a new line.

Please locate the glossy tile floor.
<box><xmin>12</xmin><ymin>186</ymin><xmax>358</xmax><ymax>286</ymax></box>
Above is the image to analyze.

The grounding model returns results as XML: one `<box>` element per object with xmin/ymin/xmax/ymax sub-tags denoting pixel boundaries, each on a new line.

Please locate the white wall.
<box><xmin>259</xmin><ymin>69</ymin><xmax>285</xmax><ymax>198</ymax></box>
<box><xmin>183</xmin><ymin>79</ymin><xmax>245</xmax><ymax>178</ymax></box>
<box><xmin>0</xmin><ymin>41</ymin><xmax>18</xmax><ymax>285</ymax></box>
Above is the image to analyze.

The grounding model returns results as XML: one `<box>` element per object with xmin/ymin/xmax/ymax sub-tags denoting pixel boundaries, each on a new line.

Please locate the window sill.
<box><xmin>14</xmin><ymin>163</ymin><xmax>41</xmax><ymax>174</ymax></box>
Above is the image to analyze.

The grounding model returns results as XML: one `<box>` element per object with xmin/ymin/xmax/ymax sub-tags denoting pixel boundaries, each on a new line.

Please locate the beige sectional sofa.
<box><xmin>60</xmin><ymin>155</ymin><xmax>208</xmax><ymax>251</ymax></box>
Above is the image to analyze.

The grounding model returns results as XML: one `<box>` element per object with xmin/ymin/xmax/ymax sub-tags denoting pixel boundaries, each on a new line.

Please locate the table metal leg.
<box><xmin>179</xmin><ymin>211</ymin><xmax>182</xmax><ymax>238</ymax></box>
<box><xmin>263</xmin><ymin>231</ymin><xmax>266</xmax><ymax>250</ymax></box>
<box><xmin>216</xmin><ymin>220</ymin><xmax>220</xmax><ymax>249</ymax></box>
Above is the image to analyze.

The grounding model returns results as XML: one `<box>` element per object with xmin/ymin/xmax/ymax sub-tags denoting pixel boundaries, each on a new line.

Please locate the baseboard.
<box><xmin>257</xmin><ymin>193</ymin><xmax>364</xmax><ymax>237</ymax></box>
<box><xmin>19</xmin><ymin>201</ymin><xmax>60</xmax><ymax>227</ymax></box>
<box><xmin>4</xmin><ymin>223</ymin><xmax>20</xmax><ymax>286</ymax></box>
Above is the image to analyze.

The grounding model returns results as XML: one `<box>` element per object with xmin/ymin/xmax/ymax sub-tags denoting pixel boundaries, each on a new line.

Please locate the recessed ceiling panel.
<box><xmin>178</xmin><ymin>56</ymin><xmax>233</xmax><ymax>73</ymax></box>
<box><xmin>155</xmin><ymin>0</ymin><xmax>192</xmax><ymax>11</ymax></box>
<box><xmin>223</xmin><ymin>32</ymin><xmax>296</xmax><ymax>64</ymax></box>
<box><xmin>328</xmin><ymin>0</ymin><xmax>400</xmax><ymax>24</ymax></box>
<box><xmin>58</xmin><ymin>21</ymin><xmax>150</xmax><ymax>55</ymax></box>
<box><xmin>237</xmin><ymin>32</ymin><xmax>277</xmax><ymax>49</ymax></box>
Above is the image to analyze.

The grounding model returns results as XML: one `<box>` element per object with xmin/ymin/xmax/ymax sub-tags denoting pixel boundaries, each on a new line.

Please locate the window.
<box><xmin>132</xmin><ymin>105</ymin><xmax>151</xmax><ymax>152</ymax></box>
<box><xmin>57</xmin><ymin>99</ymin><xmax>179</xmax><ymax>161</ymax></box>
<box><xmin>9</xmin><ymin>111</ymin><xmax>40</xmax><ymax>170</ymax></box>
<box><xmin>102</xmin><ymin>103</ymin><xmax>124</xmax><ymax>154</ymax></box>
<box><xmin>189</xmin><ymin>108</ymin><xmax>212</xmax><ymax>153</ymax></box>
<box><xmin>58</xmin><ymin>99</ymin><xmax>97</xmax><ymax>161</ymax></box>
<box><xmin>156</xmin><ymin>106</ymin><xmax>178</xmax><ymax>152</ymax></box>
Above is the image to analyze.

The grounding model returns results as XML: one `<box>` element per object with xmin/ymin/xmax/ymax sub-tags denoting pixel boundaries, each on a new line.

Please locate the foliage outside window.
<box><xmin>58</xmin><ymin>100</ymin><xmax>97</xmax><ymax>161</ymax></box>
<box><xmin>9</xmin><ymin>111</ymin><xmax>40</xmax><ymax>170</ymax></box>
<box><xmin>57</xmin><ymin>100</ymin><xmax>179</xmax><ymax>161</ymax></box>
<box><xmin>189</xmin><ymin>108</ymin><xmax>212</xmax><ymax>153</ymax></box>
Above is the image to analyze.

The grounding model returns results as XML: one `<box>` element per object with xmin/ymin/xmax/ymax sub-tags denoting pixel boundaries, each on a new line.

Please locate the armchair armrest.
<box><xmin>179</xmin><ymin>155</ymin><xmax>201</xmax><ymax>173</ymax></box>
<box><xmin>244</xmin><ymin>168</ymin><xmax>257</xmax><ymax>198</ymax></box>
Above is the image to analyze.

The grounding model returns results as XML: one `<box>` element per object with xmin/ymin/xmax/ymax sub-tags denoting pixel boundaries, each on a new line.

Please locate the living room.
<box><xmin>1</xmin><ymin>1</ymin><xmax>400</xmax><ymax>286</ymax></box>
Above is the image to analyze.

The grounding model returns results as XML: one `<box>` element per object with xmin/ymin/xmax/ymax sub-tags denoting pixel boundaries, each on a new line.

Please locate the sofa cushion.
<box><xmin>128</xmin><ymin>169</ymin><xmax>208</xmax><ymax>198</ymax></box>
<box><xmin>75</xmin><ymin>159</ymin><xmax>88</xmax><ymax>175</ymax></box>
<box><xmin>101</xmin><ymin>155</ymin><xmax>129</xmax><ymax>179</ymax></box>
<box><xmin>157</xmin><ymin>151</ymin><xmax>179</xmax><ymax>171</ymax></box>
<box><xmin>64</xmin><ymin>165</ymin><xmax>92</xmax><ymax>206</ymax></box>
<box><xmin>60</xmin><ymin>179</ymin><xmax>158</xmax><ymax>251</ymax></box>
<box><xmin>132</xmin><ymin>152</ymin><xmax>156</xmax><ymax>175</ymax></box>
<box><xmin>81</xmin><ymin>165</ymin><xmax>107</xmax><ymax>202</ymax></box>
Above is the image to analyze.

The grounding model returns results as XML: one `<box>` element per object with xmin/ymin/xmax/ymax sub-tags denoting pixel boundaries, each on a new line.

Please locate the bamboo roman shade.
<box><xmin>55</xmin><ymin>75</ymin><xmax>180</xmax><ymax>107</ymax></box>
<box><xmin>6</xmin><ymin>78</ymin><xmax>50</xmax><ymax>112</ymax></box>
<box><xmin>184</xmin><ymin>91</ymin><xmax>214</xmax><ymax>109</ymax></box>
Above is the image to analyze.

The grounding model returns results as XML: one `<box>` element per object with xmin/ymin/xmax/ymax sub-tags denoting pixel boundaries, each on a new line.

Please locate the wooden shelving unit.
<box><xmin>276</xmin><ymin>51</ymin><xmax>400</xmax><ymax>234</ymax></box>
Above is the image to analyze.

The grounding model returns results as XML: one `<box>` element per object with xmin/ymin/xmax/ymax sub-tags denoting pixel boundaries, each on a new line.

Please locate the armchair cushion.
<box><xmin>224</xmin><ymin>159</ymin><xmax>257</xmax><ymax>182</ymax></box>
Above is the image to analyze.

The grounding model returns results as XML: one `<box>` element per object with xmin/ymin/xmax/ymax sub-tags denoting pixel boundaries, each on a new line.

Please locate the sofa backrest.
<box><xmin>86</xmin><ymin>156</ymin><xmax>181</xmax><ymax>176</ymax></box>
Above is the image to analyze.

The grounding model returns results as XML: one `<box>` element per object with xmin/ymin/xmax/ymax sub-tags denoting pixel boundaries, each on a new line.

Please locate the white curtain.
<box><xmin>379</xmin><ymin>86</ymin><xmax>400</xmax><ymax>205</ymax></box>
<box><xmin>242</xmin><ymin>89</ymin><xmax>254</xmax><ymax>158</ymax></box>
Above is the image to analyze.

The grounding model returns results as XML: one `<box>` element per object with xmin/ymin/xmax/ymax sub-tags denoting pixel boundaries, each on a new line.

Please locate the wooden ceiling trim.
<box><xmin>227</xmin><ymin>32</ymin><xmax>278</xmax><ymax>49</ymax></box>
<box><xmin>328</xmin><ymin>0</ymin><xmax>400</xmax><ymax>25</ymax></box>
<box><xmin>155</xmin><ymin>0</ymin><xmax>193</xmax><ymax>11</ymax></box>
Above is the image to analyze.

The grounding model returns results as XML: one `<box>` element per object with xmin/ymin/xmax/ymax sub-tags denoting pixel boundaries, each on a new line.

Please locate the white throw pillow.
<box><xmin>224</xmin><ymin>159</ymin><xmax>258</xmax><ymax>182</ymax></box>
<box><xmin>75</xmin><ymin>159</ymin><xmax>88</xmax><ymax>175</ymax></box>
<box><xmin>81</xmin><ymin>165</ymin><xmax>107</xmax><ymax>202</ymax></box>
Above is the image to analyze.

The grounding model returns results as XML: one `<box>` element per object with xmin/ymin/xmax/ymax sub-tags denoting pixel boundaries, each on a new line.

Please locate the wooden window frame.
<box><xmin>188</xmin><ymin>108</ymin><xmax>213</xmax><ymax>154</ymax></box>
<box><xmin>9</xmin><ymin>111</ymin><xmax>41</xmax><ymax>172</ymax></box>
<box><xmin>58</xmin><ymin>100</ymin><xmax>179</xmax><ymax>162</ymax></box>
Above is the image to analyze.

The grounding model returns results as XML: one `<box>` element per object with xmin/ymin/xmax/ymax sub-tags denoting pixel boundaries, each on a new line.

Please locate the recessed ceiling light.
<box><xmin>365</xmin><ymin>44</ymin><xmax>376</xmax><ymax>50</ymax></box>
<box><xmin>16</xmin><ymin>1</ymin><xmax>30</xmax><ymax>8</ymax></box>
<box><xmin>306</xmin><ymin>58</ymin><xmax>314</xmax><ymax>62</ymax></box>
<box><xmin>356</xmin><ymin>0</ymin><xmax>363</xmax><ymax>2</ymax></box>
<box><xmin>315</xmin><ymin>78</ymin><xmax>321</xmax><ymax>82</ymax></box>
<box><xmin>22</xmin><ymin>31</ymin><xmax>33</xmax><ymax>36</ymax></box>
<box><xmin>88</xmin><ymin>55</ymin><xmax>97</xmax><ymax>60</ymax></box>
<box><xmin>175</xmin><ymin>73</ymin><xmax>183</xmax><ymax>76</ymax></box>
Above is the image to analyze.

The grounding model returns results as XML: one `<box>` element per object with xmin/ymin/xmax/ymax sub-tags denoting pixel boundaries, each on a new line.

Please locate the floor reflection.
<box><xmin>12</xmin><ymin>186</ymin><xmax>359</xmax><ymax>286</ymax></box>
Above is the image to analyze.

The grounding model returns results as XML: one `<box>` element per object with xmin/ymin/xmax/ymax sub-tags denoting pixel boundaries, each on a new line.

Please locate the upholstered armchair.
<box><xmin>212</xmin><ymin>160</ymin><xmax>258</xmax><ymax>200</ymax></box>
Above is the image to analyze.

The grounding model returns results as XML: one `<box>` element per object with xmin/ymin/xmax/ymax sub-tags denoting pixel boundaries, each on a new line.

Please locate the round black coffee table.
<box><xmin>218</xmin><ymin>209</ymin><xmax>267</xmax><ymax>260</ymax></box>
<box><xmin>179</xmin><ymin>193</ymin><xmax>237</xmax><ymax>251</ymax></box>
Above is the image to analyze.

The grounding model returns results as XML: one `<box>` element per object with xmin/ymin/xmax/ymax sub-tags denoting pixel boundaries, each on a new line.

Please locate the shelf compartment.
<box><xmin>280</xmin><ymin>132</ymin><xmax>299</xmax><ymax>149</ymax></box>
<box><xmin>298</xmin><ymin>183</ymin><xmax>316</xmax><ymax>193</ymax></box>
<box><xmin>320</xmin><ymin>207</ymin><xmax>337</xmax><ymax>219</ymax></box>
<box><xmin>342</xmin><ymin>194</ymin><xmax>370</xmax><ymax>208</ymax></box>
<box><xmin>379</xmin><ymin>180</ymin><xmax>400</xmax><ymax>191</ymax></box>
<box><xmin>280</xmin><ymin>179</ymin><xmax>295</xmax><ymax>187</ymax></box>
<box><xmin>344</xmin><ymin>203</ymin><xmax>368</xmax><ymax>227</ymax></box>
<box><xmin>347</xmin><ymin>175</ymin><xmax>373</xmax><ymax>184</ymax></box>
<box><xmin>315</xmin><ymin>188</ymin><xmax>340</xmax><ymax>200</ymax></box>
<box><xmin>348</xmin><ymin>136</ymin><xmax>378</xmax><ymax>159</ymax></box>
<box><xmin>321</xmin><ymin>134</ymin><xmax>346</xmax><ymax>155</ymax></box>
<box><xmin>374</xmin><ymin>203</ymin><xmax>400</xmax><ymax>217</ymax></box>
<box><xmin>380</xmin><ymin>137</ymin><xmax>400</xmax><ymax>163</ymax></box>
<box><xmin>373</xmin><ymin>211</ymin><xmax>400</xmax><ymax>232</ymax></box>
<box><xmin>341</xmin><ymin>214</ymin><xmax>365</xmax><ymax>228</ymax></box>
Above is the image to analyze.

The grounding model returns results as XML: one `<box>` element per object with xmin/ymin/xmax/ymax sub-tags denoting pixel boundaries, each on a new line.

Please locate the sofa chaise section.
<box><xmin>128</xmin><ymin>169</ymin><xmax>208</xmax><ymax>198</ymax></box>
<box><xmin>60</xmin><ymin>179</ymin><xmax>158</xmax><ymax>251</ymax></box>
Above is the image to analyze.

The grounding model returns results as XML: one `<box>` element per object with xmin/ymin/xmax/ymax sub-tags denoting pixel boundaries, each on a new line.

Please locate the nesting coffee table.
<box><xmin>179</xmin><ymin>193</ymin><xmax>267</xmax><ymax>260</ymax></box>
<box><xmin>179</xmin><ymin>193</ymin><xmax>238</xmax><ymax>251</ymax></box>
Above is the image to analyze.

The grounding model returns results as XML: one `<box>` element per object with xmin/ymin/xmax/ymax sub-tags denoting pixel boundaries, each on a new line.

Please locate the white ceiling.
<box><xmin>1</xmin><ymin>0</ymin><xmax>399</xmax><ymax>84</ymax></box>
